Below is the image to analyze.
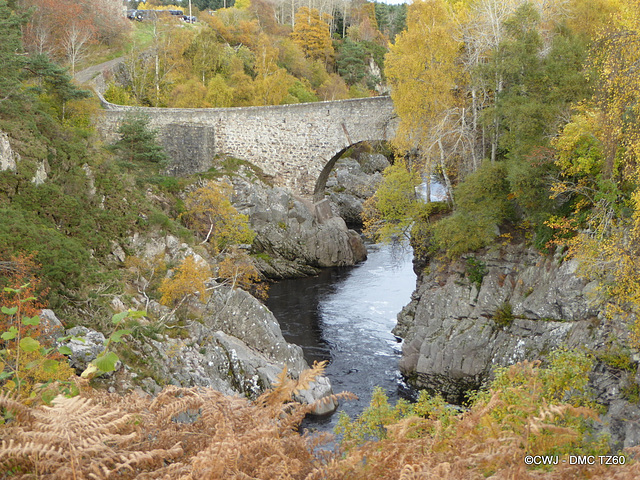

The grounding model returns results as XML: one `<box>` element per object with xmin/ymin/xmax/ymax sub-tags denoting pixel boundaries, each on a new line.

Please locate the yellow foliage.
<box><xmin>317</xmin><ymin>73</ymin><xmax>349</xmax><ymax>101</ymax></box>
<box><xmin>168</xmin><ymin>78</ymin><xmax>208</xmax><ymax>108</ymax></box>
<box><xmin>218</xmin><ymin>247</ymin><xmax>268</xmax><ymax>300</ymax></box>
<box><xmin>181</xmin><ymin>180</ymin><xmax>255</xmax><ymax>253</ymax></box>
<box><xmin>136</xmin><ymin>2</ymin><xmax>183</xmax><ymax>11</ymax></box>
<box><xmin>253</xmin><ymin>34</ymin><xmax>296</xmax><ymax>105</ymax></box>
<box><xmin>206</xmin><ymin>74</ymin><xmax>235</xmax><ymax>107</ymax></box>
<box><xmin>385</xmin><ymin>0</ymin><xmax>462</xmax><ymax>157</ymax></box>
<box><xmin>158</xmin><ymin>255</ymin><xmax>212</xmax><ymax>307</ymax></box>
<box><xmin>2</xmin><ymin>349</ymin><xmax>75</xmax><ymax>403</ymax></box>
<box><xmin>558</xmin><ymin>2</ymin><xmax>640</xmax><ymax>345</ymax></box>
<box><xmin>290</xmin><ymin>7</ymin><xmax>334</xmax><ymax>64</ymax></box>
<box><xmin>362</xmin><ymin>161</ymin><xmax>421</xmax><ymax>242</ymax></box>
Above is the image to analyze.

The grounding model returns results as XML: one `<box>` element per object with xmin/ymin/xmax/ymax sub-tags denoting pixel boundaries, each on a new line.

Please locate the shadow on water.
<box><xmin>266</xmin><ymin>241</ymin><xmax>418</xmax><ymax>434</ymax></box>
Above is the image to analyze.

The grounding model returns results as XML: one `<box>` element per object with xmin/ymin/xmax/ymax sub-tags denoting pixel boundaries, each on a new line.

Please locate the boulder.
<box><xmin>324</xmin><ymin>157</ymin><xmax>385</xmax><ymax>226</ymax></box>
<box><xmin>61</xmin><ymin>326</ymin><xmax>107</xmax><ymax>371</ymax></box>
<box><xmin>358</xmin><ymin>153</ymin><xmax>390</xmax><ymax>174</ymax></box>
<box><xmin>294</xmin><ymin>376</ymin><xmax>338</xmax><ymax>415</ymax></box>
<box><xmin>231</xmin><ymin>176</ymin><xmax>367</xmax><ymax>279</ymax></box>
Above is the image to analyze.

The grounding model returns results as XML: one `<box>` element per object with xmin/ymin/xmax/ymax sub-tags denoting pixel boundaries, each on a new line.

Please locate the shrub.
<box><xmin>181</xmin><ymin>180</ymin><xmax>255</xmax><ymax>253</ymax></box>
<box><xmin>328</xmin><ymin>351</ymin><xmax>607</xmax><ymax>479</ymax></box>
<box><xmin>466</xmin><ymin>256</ymin><xmax>488</xmax><ymax>290</ymax></box>
<box><xmin>432</xmin><ymin>161</ymin><xmax>511</xmax><ymax>257</ymax></box>
<box><xmin>493</xmin><ymin>301</ymin><xmax>514</xmax><ymax>327</ymax></box>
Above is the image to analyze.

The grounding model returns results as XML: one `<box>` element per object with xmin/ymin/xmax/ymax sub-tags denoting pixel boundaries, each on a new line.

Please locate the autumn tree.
<box><xmin>362</xmin><ymin>162</ymin><xmax>421</xmax><ymax>242</ymax></box>
<box><xmin>21</xmin><ymin>0</ymin><xmax>127</xmax><ymax>69</ymax></box>
<box><xmin>181</xmin><ymin>181</ymin><xmax>255</xmax><ymax>254</ymax></box>
<box><xmin>291</xmin><ymin>7</ymin><xmax>334</xmax><ymax>65</ymax></box>
<box><xmin>218</xmin><ymin>246</ymin><xmax>268</xmax><ymax>299</ymax></box>
<box><xmin>205</xmin><ymin>74</ymin><xmax>235</xmax><ymax>107</ymax></box>
<box><xmin>385</xmin><ymin>0</ymin><xmax>462</xmax><ymax>199</ymax></box>
<box><xmin>550</xmin><ymin>2</ymin><xmax>640</xmax><ymax>341</ymax></box>
<box><xmin>253</xmin><ymin>34</ymin><xmax>296</xmax><ymax>105</ymax></box>
<box><xmin>61</xmin><ymin>18</ymin><xmax>95</xmax><ymax>75</ymax></box>
<box><xmin>317</xmin><ymin>73</ymin><xmax>349</xmax><ymax>101</ymax></box>
<box><xmin>158</xmin><ymin>255</ymin><xmax>212</xmax><ymax>307</ymax></box>
<box><xmin>184</xmin><ymin>29</ymin><xmax>225</xmax><ymax>85</ymax></box>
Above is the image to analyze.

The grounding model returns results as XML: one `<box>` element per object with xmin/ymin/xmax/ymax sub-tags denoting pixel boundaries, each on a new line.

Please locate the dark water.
<box><xmin>266</xmin><ymin>241</ymin><xmax>417</xmax><ymax>432</ymax></box>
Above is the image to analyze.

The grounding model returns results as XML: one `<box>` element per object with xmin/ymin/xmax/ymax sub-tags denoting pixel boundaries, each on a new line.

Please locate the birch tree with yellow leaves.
<box><xmin>385</xmin><ymin>0</ymin><xmax>462</xmax><ymax>201</ymax></box>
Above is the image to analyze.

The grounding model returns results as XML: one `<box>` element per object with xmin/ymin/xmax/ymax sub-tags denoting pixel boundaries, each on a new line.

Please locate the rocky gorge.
<box><xmin>51</xmin><ymin>150</ymin><xmax>389</xmax><ymax>414</ymax></box>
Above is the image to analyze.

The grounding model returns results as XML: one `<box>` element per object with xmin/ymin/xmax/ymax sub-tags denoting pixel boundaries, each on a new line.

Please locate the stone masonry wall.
<box><xmin>95</xmin><ymin>95</ymin><xmax>397</xmax><ymax>196</ymax></box>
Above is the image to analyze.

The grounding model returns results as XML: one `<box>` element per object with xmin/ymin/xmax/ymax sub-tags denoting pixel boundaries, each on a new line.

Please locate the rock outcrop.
<box><xmin>58</xmin><ymin>284</ymin><xmax>338</xmax><ymax>414</ymax></box>
<box><xmin>0</xmin><ymin>131</ymin><xmax>18</xmax><ymax>172</ymax></box>
<box><xmin>395</xmin><ymin>244</ymin><xmax>640</xmax><ymax>447</ymax></box>
<box><xmin>230</xmin><ymin>175</ymin><xmax>367</xmax><ymax>278</ymax></box>
<box><xmin>324</xmin><ymin>154</ymin><xmax>389</xmax><ymax>227</ymax></box>
<box><xmin>111</xmin><ymin>230</ymin><xmax>339</xmax><ymax>413</ymax></box>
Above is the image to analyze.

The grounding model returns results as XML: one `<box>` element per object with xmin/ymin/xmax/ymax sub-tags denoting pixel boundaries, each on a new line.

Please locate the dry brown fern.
<box><xmin>0</xmin><ymin>392</ymin><xmax>185</xmax><ymax>479</ymax></box>
<box><xmin>0</xmin><ymin>363</ymin><xmax>357</xmax><ymax>479</ymax></box>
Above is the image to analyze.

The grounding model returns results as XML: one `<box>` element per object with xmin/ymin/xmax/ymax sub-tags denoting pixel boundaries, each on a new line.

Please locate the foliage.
<box><xmin>0</xmin><ymin>284</ymin><xmax>74</xmax><ymax>402</ymax></box>
<box><xmin>326</xmin><ymin>354</ymin><xmax>614</xmax><ymax>479</ymax></box>
<box><xmin>431</xmin><ymin>162</ymin><xmax>511</xmax><ymax>257</ymax></box>
<box><xmin>110</xmin><ymin>112</ymin><xmax>168</xmax><ymax>167</ymax></box>
<box><xmin>287</xmin><ymin>80</ymin><xmax>318</xmax><ymax>103</ymax></box>
<box><xmin>158</xmin><ymin>255</ymin><xmax>212</xmax><ymax>307</ymax></box>
<box><xmin>336</xmin><ymin>386</ymin><xmax>414</xmax><ymax>451</ymax></box>
<box><xmin>0</xmin><ymin>361</ymin><xmax>354</xmax><ymax>479</ymax></box>
<box><xmin>217</xmin><ymin>246</ymin><xmax>268</xmax><ymax>300</ymax></box>
<box><xmin>291</xmin><ymin>7</ymin><xmax>334</xmax><ymax>65</ymax></box>
<box><xmin>335</xmin><ymin>38</ymin><xmax>383</xmax><ymax>89</ymax></box>
<box><xmin>465</xmin><ymin>256</ymin><xmax>487</xmax><ymax>290</ymax></box>
<box><xmin>181</xmin><ymin>180</ymin><xmax>255</xmax><ymax>253</ymax></box>
<box><xmin>0</xmin><ymin>0</ymin><xmax>31</xmax><ymax>109</ymax></box>
<box><xmin>362</xmin><ymin>161</ymin><xmax>421</xmax><ymax>242</ymax></box>
<box><xmin>385</xmin><ymin>0</ymin><xmax>462</xmax><ymax>198</ymax></box>
<box><xmin>493</xmin><ymin>301</ymin><xmax>514</xmax><ymax>327</ymax></box>
<box><xmin>80</xmin><ymin>309</ymin><xmax>143</xmax><ymax>379</ymax></box>
<box><xmin>0</xmin><ymin>207</ymin><xmax>92</xmax><ymax>294</ymax></box>
<box><xmin>551</xmin><ymin>3</ymin><xmax>640</xmax><ymax>344</ymax></box>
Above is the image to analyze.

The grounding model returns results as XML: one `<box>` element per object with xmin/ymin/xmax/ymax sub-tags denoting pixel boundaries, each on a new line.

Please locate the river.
<box><xmin>266</xmin><ymin>240</ymin><xmax>417</xmax><ymax>432</ymax></box>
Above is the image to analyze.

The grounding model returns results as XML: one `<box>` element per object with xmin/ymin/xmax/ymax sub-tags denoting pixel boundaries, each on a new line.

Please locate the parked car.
<box><xmin>182</xmin><ymin>15</ymin><xmax>197</xmax><ymax>23</ymax></box>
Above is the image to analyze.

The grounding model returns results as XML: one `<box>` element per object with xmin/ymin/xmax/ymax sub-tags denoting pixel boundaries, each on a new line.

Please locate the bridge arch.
<box><xmin>313</xmin><ymin>141</ymin><xmax>392</xmax><ymax>202</ymax></box>
<box><xmin>95</xmin><ymin>95</ymin><xmax>397</xmax><ymax>198</ymax></box>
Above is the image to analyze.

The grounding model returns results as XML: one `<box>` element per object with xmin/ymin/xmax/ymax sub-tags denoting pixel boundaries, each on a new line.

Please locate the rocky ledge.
<box><xmin>58</xmin><ymin>283</ymin><xmax>337</xmax><ymax>415</ymax></box>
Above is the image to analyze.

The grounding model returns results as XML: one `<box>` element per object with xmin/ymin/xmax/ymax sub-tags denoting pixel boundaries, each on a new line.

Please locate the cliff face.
<box><xmin>395</xmin><ymin>244</ymin><xmax>640</xmax><ymax>448</ymax></box>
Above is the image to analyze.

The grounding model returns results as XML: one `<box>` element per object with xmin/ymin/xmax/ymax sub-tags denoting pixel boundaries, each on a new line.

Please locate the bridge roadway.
<box><xmin>95</xmin><ymin>94</ymin><xmax>397</xmax><ymax>200</ymax></box>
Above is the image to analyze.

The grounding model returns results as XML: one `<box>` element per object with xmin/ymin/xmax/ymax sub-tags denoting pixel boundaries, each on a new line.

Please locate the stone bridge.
<box><xmin>95</xmin><ymin>96</ymin><xmax>397</xmax><ymax>199</ymax></box>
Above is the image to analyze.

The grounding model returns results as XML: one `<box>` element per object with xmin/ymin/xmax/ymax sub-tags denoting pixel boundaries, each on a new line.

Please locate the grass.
<box><xmin>76</xmin><ymin>22</ymin><xmax>160</xmax><ymax>73</ymax></box>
